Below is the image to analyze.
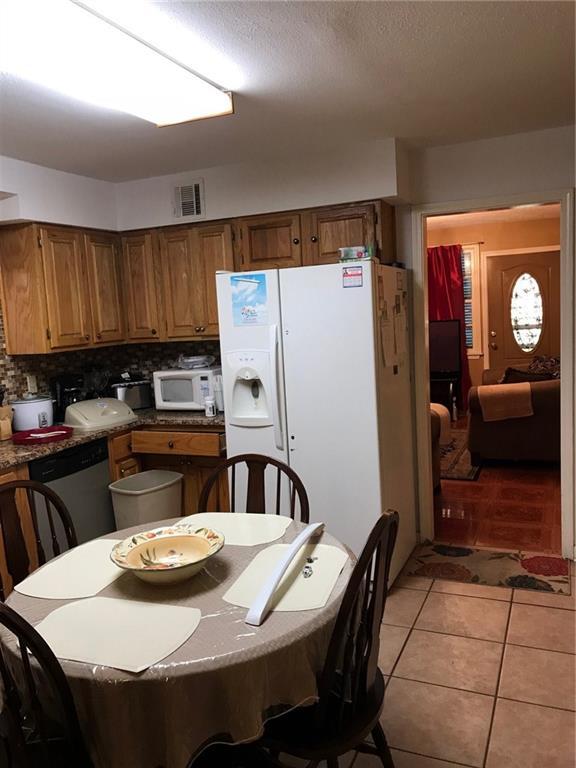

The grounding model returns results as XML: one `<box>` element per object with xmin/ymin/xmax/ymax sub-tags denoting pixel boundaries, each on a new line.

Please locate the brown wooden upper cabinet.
<box><xmin>0</xmin><ymin>224</ymin><xmax>126</xmax><ymax>353</ymax></box>
<box><xmin>301</xmin><ymin>203</ymin><xmax>377</xmax><ymax>265</ymax></box>
<box><xmin>191</xmin><ymin>223</ymin><xmax>234</xmax><ymax>335</ymax></box>
<box><xmin>40</xmin><ymin>226</ymin><xmax>93</xmax><ymax>349</ymax></box>
<box><xmin>234</xmin><ymin>202</ymin><xmax>395</xmax><ymax>271</ymax></box>
<box><xmin>235</xmin><ymin>213</ymin><xmax>302</xmax><ymax>271</ymax></box>
<box><xmin>121</xmin><ymin>232</ymin><xmax>163</xmax><ymax>341</ymax></box>
<box><xmin>158</xmin><ymin>222</ymin><xmax>233</xmax><ymax>338</ymax></box>
<box><xmin>84</xmin><ymin>231</ymin><xmax>125</xmax><ymax>344</ymax></box>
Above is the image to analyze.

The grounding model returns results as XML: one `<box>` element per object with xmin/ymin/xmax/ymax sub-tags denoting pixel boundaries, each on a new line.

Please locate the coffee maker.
<box><xmin>50</xmin><ymin>373</ymin><xmax>86</xmax><ymax>423</ymax></box>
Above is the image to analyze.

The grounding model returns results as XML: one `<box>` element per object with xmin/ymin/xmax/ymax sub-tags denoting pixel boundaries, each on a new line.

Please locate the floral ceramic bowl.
<box><xmin>110</xmin><ymin>525</ymin><xmax>224</xmax><ymax>585</ymax></box>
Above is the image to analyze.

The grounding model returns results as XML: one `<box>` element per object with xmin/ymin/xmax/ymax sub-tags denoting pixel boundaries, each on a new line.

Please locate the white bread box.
<box><xmin>64</xmin><ymin>398</ymin><xmax>138</xmax><ymax>432</ymax></box>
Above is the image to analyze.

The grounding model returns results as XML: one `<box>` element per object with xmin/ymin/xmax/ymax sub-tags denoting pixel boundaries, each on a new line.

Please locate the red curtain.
<box><xmin>427</xmin><ymin>244</ymin><xmax>472</xmax><ymax>409</ymax></box>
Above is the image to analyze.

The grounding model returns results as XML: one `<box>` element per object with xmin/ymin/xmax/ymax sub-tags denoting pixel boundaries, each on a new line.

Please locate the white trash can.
<box><xmin>109</xmin><ymin>470</ymin><xmax>183</xmax><ymax>530</ymax></box>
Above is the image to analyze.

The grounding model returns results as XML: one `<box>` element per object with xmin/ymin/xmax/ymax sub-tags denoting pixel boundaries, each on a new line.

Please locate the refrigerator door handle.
<box><xmin>269</xmin><ymin>324</ymin><xmax>284</xmax><ymax>450</ymax></box>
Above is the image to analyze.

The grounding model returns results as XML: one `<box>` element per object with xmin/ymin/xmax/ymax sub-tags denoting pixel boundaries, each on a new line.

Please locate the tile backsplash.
<box><xmin>0</xmin><ymin>308</ymin><xmax>220</xmax><ymax>399</ymax></box>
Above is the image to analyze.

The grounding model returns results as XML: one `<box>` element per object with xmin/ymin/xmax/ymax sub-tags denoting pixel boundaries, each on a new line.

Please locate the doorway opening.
<box><xmin>426</xmin><ymin>204</ymin><xmax>562</xmax><ymax>554</ymax></box>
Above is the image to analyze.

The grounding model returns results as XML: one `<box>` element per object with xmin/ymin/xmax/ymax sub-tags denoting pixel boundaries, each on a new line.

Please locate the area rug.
<box><xmin>403</xmin><ymin>543</ymin><xmax>571</xmax><ymax>594</ymax></box>
<box><xmin>440</xmin><ymin>429</ymin><xmax>481</xmax><ymax>481</ymax></box>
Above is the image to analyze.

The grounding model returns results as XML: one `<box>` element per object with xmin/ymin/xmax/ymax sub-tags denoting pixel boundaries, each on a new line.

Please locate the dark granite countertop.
<box><xmin>0</xmin><ymin>409</ymin><xmax>226</xmax><ymax>471</ymax></box>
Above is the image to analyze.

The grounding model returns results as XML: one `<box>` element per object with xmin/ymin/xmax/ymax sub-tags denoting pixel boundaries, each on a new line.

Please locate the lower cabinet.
<box><xmin>109</xmin><ymin>432</ymin><xmax>142</xmax><ymax>482</ymax></box>
<box><xmin>140</xmin><ymin>455</ymin><xmax>229</xmax><ymax>515</ymax></box>
<box><xmin>108</xmin><ymin>428</ymin><xmax>228</xmax><ymax>516</ymax></box>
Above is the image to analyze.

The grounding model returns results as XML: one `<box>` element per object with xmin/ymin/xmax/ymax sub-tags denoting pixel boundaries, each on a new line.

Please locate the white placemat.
<box><xmin>35</xmin><ymin>597</ymin><xmax>201</xmax><ymax>673</ymax></box>
<box><xmin>15</xmin><ymin>539</ymin><xmax>123</xmax><ymax>600</ymax></box>
<box><xmin>179</xmin><ymin>513</ymin><xmax>292</xmax><ymax>546</ymax></box>
<box><xmin>223</xmin><ymin>543</ymin><xmax>348</xmax><ymax>611</ymax></box>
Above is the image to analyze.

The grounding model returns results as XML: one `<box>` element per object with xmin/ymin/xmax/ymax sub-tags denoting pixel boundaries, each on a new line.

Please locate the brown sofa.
<box><xmin>468</xmin><ymin>375</ymin><xmax>560</xmax><ymax>463</ymax></box>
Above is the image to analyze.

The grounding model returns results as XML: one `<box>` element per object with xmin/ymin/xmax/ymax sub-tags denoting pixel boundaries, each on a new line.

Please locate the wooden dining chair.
<box><xmin>0</xmin><ymin>601</ymin><xmax>93</xmax><ymax>767</ymax></box>
<box><xmin>0</xmin><ymin>481</ymin><xmax>77</xmax><ymax>600</ymax></box>
<box><xmin>259</xmin><ymin>510</ymin><xmax>399</xmax><ymax>767</ymax></box>
<box><xmin>191</xmin><ymin>511</ymin><xmax>399</xmax><ymax>768</ymax></box>
<box><xmin>197</xmin><ymin>454</ymin><xmax>310</xmax><ymax>523</ymax></box>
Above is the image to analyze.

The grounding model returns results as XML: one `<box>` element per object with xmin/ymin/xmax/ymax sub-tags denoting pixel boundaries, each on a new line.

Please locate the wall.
<box><xmin>427</xmin><ymin>217</ymin><xmax>561</xmax><ymax>251</ymax></box>
<box><xmin>427</xmin><ymin>215</ymin><xmax>561</xmax><ymax>385</ymax></box>
<box><xmin>0</xmin><ymin>156</ymin><xmax>117</xmax><ymax>230</ymax></box>
<box><xmin>408</xmin><ymin>125</ymin><xmax>575</xmax><ymax>205</ymax></box>
<box><xmin>0</xmin><ymin>305</ymin><xmax>220</xmax><ymax>400</ymax></box>
<box><xmin>115</xmin><ymin>138</ymin><xmax>400</xmax><ymax>230</ymax></box>
<box><xmin>0</xmin><ymin>138</ymin><xmax>401</xmax><ymax>231</ymax></box>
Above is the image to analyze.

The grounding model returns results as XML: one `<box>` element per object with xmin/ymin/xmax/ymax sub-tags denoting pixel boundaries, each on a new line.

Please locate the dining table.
<box><xmin>4</xmin><ymin>516</ymin><xmax>354</xmax><ymax>768</ymax></box>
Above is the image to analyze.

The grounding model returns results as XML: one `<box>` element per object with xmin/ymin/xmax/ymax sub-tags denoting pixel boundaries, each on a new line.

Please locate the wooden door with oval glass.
<box><xmin>485</xmin><ymin>251</ymin><xmax>560</xmax><ymax>371</ymax></box>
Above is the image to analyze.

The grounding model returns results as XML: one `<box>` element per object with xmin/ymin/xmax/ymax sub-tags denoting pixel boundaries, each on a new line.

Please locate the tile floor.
<box><xmin>283</xmin><ymin>569</ymin><xmax>575</xmax><ymax>768</ymax></box>
<box><xmin>434</xmin><ymin>463</ymin><xmax>561</xmax><ymax>554</ymax></box>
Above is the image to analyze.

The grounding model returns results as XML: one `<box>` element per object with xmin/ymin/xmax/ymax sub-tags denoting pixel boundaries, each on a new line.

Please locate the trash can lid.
<box><xmin>109</xmin><ymin>470</ymin><xmax>183</xmax><ymax>495</ymax></box>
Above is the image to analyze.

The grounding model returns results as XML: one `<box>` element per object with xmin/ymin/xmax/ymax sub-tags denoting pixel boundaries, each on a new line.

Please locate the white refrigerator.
<box><xmin>216</xmin><ymin>260</ymin><xmax>416</xmax><ymax>582</ymax></box>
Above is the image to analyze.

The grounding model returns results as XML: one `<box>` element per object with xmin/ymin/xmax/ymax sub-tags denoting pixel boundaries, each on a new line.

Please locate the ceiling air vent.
<box><xmin>173</xmin><ymin>179</ymin><xmax>205</xmax><ymax>219</ymax></box>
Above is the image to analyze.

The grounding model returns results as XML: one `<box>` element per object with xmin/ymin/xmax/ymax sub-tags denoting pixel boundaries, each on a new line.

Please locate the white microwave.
<box><xmin>153</xmin><ymin>368</ymin><xmax>221</xmax><ymax>410</ymax></box>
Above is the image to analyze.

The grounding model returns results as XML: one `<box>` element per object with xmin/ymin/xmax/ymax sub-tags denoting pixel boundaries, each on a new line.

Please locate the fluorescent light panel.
<box><xmin>0</xmin><ymin>0</ymin><xmax>234</xmax><ymax>126</ymax></box>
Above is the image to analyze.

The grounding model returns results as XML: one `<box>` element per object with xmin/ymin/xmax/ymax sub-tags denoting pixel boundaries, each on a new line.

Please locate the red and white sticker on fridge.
<box><xmin>342</xmin><ymin>265</ymin><xmax>363</xmax><ymax>288</ymax></box>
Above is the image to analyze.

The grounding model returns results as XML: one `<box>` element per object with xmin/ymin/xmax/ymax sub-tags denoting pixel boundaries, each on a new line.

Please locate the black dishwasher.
<box><xmin>29</xmin><ymin>439</ymin><xmax>116</xmax><ymax>552</ymax></box>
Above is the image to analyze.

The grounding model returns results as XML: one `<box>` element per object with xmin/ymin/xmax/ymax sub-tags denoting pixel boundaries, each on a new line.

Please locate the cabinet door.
<box><xmin>108</xmin><ymin>431</ymin><xmax>141</xmax><ymax>482</ymax></box>
<box><xmin>84</xmin><ymin>231</ymin><xmax>125</xmax><ymax>344</ymax></box>
<box><xmin>115</xmin><ymin>457</ymin><xmax>141</xmax><ymax>481</ymax></box>
<box><xmin>121</xmin><ymin>233</ymin><xmax>162</xmax><ymax>341</ymax></box>
<box><xmin>237</xmin><ymin>213</ymin><xmax>302</xmax><ymax>271</ymax></box>
<box><xmin>302</xmin><ymin>204</ymin><xmax>377</xmax><ymax>265</ymax></box>
<box><xmin>40</xmin><ymin>226</ymin><xmax>92</xmax><ymax>348</ymax></box>
<box><xmin>159</xmin><ymin>228</ymin><xmax>196</xmax><ymax>338</ymax></box>
<box><xmin>191</xmin><ymin>223</ymin><xmax>234</xmax><ymax>335</ymax></box>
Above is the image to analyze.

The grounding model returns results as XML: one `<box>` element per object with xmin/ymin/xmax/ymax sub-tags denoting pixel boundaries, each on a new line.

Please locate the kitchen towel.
<box><xmin>34</xmin><ymin>597</ymin><xmax>201</xmax><ymax>673</ymax></box>
<box><xmin>178</xmin><ymin>513</ymin><xmax>292</xmax><ymax>546</ymax></box>
<box><xmin>223</xmin><ymin>543</ymin><xmax>348</xmax><ymax>612</ymax></box>
<box><xmin>15</xmin><ymin>539</ymin><xmax>123</xmax><ymax>600</ymax></box>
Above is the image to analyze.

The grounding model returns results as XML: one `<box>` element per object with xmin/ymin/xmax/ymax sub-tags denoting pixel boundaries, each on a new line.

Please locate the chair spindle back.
<box><xmin>0</xmin><ymin>481</ymin><xmax>77</xmax><ymax>600</ymax></box>
<box><xmin>197</xmin><ymin>453</ymin><xmax>310</xmax><ymax>523</ymax></box>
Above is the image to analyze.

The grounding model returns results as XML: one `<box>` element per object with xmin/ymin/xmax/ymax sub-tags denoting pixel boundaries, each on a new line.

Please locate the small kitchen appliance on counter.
<box><xmin>64</xmin><ymin>398</ymin><xmax>137</xmax><ymax>432</ymax></box>
<box><xmin>109</xmin><ymin>372</ymin><xmax>153</xmax><ymax>410</ymax></box>
<box><xmin>153</xmin><ymin>367</ymin><xmax>222</xmax><ymax>411</ymax></box>
<box><xmin>50</xmin><ymin>373</ymin><xmax>87</xmax><ymax>422</ymax></box>
<box><xmin>11</xmin><ymin>395</ymin><xmax>54</xmax><ymax>431</ymax></box>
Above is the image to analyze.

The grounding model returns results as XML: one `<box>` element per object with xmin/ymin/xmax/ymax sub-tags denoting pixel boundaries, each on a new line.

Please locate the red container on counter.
<box><xmin>12</xmin><ymin>426</ymin><xmax>73</xmax><ymax>445</ymax></box>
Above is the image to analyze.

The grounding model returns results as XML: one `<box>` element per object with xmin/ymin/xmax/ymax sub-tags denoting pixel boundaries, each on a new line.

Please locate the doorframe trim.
<box><xmin>410</xmin><ymin>190</ymin><xmax>574</xmax><ymax>558</ymax></box>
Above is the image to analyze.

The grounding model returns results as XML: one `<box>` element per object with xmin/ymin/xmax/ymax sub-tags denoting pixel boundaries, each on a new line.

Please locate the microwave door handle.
<box><xmin>269</xmin><ymin>324</ymin><xmax>283</xmax><ymax>450</ymax></box>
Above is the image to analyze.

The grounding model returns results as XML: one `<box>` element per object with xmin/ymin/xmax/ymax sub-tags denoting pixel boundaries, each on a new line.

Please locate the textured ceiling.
<box><xmin>0</xmin><ymin>1</ymin><xmax>573</xmax><ymax>182</ymax></box>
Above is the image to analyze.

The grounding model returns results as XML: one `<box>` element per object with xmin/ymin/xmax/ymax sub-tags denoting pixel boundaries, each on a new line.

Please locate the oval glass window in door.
<box><xmin>510</xmin><ymin>272</ymin><xmax>543</xmax><ymax>352</ymax></box>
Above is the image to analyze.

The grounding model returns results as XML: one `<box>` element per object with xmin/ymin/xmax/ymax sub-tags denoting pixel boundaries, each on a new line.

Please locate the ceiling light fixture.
<box><xmin>0</xmin><ymin>0</ymin><xmax>234</xmax><ymax>126</ymax></box>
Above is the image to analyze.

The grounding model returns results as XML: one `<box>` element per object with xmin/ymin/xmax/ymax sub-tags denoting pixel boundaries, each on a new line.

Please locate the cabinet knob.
<box><xmin>168</xmin><ymin>440</ymin><xmax>174</xmax><ymax>448</ymax></box>
<box><xmin>292</xmin><ymin>238</ymin><xmax>300</xmax><ymax>245</ymax></box>
<box><xmin>151</xmin><ymin>328</ymin><xmax>157</xmax><ymax>335</ymax></box>
<box><xmin>96</xmin><ymin>332</ymin><xmax>102</xmax><ymax>340</ymax></box>
<box><xmin>84</xmin><ymin>335</ymin><xmax>90</xmax><ymax>341</ymax></box>
<box><xmin>200</xmin><ymin>326</ymin><xmax>206</xmax><ymax>332</ymax></box>
<box><xmin>311</xmin><ymin>236</ymin><xmax>318</xmax><ymax>243</ymax></box>
<box><xmin>120</xmin><ymin>468</ymin><xmax>126</xmax><ymax>475</ymax></box>
<box><xmin>195</xmin><ymin>326</ymin><xmax>201</xmax><ymax>333</ymax></box>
